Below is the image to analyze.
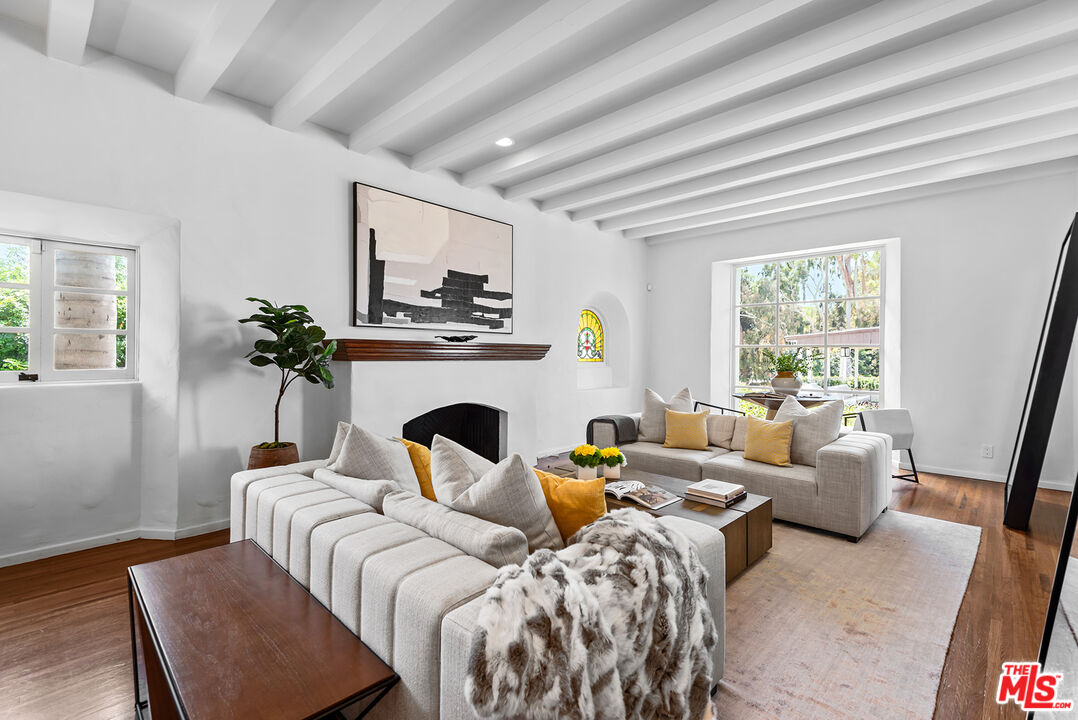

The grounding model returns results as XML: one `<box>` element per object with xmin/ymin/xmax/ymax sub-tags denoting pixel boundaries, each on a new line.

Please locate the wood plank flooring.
<box><xmin>0</xmin><ymin>473</ymin><xmax>1073</xmax><ymax>719</ymax></box>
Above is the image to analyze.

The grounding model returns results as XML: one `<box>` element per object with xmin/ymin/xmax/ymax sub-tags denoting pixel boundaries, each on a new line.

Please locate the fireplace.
<box><xmin>402</xmin><ymin>403</ymin><xmax>508</xmax><ymax>463</ymax></box>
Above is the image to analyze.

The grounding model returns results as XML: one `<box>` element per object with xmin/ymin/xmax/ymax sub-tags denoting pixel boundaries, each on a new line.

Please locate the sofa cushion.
<box><xmin>313</xmin><ymin>468</ymin><xmax>399</xmax><ymax>512</ymax></box>
<box><xmin>382</xmin><ymin>489</ymin><xmax>529</xmax><ymax>567</ymax></box>
<box><xmin>270</xmin><ymin>487</ymin><xmax>349</xmax><ymax>568</ymax></box>
<box><xmin>743</xmin><ymin>417</ymin><xmax>794</xmax><ymax>467</ymax></box>
<box><xmin>664</xmin><ymin>409</ymin><xmax>709</xmax><ymax>450</ymax></box>
<box><xmin>329</xmin><ymin>424</ymin><xmax>422</xmax><ymax>495</ymax></box>
<box><xmin>618</xmin><ymin>441</ymin><xmax>727</xmax><ymax>482</ymax></box>
<box><xmin>288</xmin><ymin>497</ymin><xmax>373</xmax><ymax>588</ymax></box>
<box><xmin>327</xmin><ymin>420</ymin><xmax>350</xmax><ymax>465</ymax></box>
<box><xmin>774</xmin><ymin>397</ymin><xmax>843</xmax><ymax>467</ymax></box>
<box><xmin>702</xmin><ymin>452</ymin><xmax>817</xmax><ymax>508</ymax></box>
<box><xmin>252</xmin><ymin>478</ymin><xmax>327</xmax><ymax>553</ymax></box>
<box><xmin>731</xmin><ymin>416</ymin><xmax>748</xmax><ymax>451</ymax></box>
<box><xmin>639</xmin><ymin>387</ymin><xmax>693</xmax><ymax>442</ymax></box>
<box><xmin>399</xmin><ymin>439</ymin><xmax>436</xmax><ymax>500</ymax></box>
<box><xmin>431</xmin><ymin>435</ymin><xmax>563</xmax><ymax>552</ymax></box>
<box><xmin>706</xmin><ymin>414</ymin><xmax>736</xmax><ymax>448</ymax></box>
<box><xmin>534</xmin><ymin>469</ymin><xmax>607</xmax><ymax>542</ymax></box>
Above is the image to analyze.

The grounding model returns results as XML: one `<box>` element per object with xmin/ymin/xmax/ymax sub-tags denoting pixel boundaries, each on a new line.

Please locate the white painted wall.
<box><xmin>0</xmin><ymin>22</ymin><xmax>647</xmax><ymax>563</ymax></box>
<box><xmin>646</xmin><ymin>171</ymin><xmax>1078</xmax><ymax>487</ymax></box>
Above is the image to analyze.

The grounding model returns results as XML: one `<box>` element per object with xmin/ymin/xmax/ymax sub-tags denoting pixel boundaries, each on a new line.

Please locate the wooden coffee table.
<box><xmin>605</xmin><ymin>468</ymin><xmax>773</xmax><ymax>583</ymax></box>
<box><xmin>128</xmin><ymin>540</ymin><xmax>398</xmax><ymax>720</ymax></box>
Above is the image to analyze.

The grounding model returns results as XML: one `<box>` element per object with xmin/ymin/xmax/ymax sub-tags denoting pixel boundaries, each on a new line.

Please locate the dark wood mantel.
<box><xmin>330</xmin><ymin>338</ymin><xmax>550</xmax><ymax>361</ymax></box>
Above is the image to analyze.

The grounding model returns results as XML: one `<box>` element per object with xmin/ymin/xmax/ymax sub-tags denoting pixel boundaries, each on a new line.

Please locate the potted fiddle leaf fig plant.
<box><xmin>762</xmin><ymin>347</ymin><xmax>817</xmax><ymax>397</ymax></box>
<box><xmin>240</xmin><ymin>298</ymin><xmax>337</xmax><ymax>470</ymax></box>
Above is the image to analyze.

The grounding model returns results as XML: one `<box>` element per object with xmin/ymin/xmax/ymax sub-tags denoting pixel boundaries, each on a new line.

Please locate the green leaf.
<box><xmin>248</xmin><ymin>355</ymin><xmax>274</xmax><ymax>367</ymax></box>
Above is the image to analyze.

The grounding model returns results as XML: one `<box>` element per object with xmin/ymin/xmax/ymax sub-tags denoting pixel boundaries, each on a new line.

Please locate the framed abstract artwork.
<box><xmin>352</xmin><ymin>182</ymin><xmax>514</xmax><ymax>333</ymax></box>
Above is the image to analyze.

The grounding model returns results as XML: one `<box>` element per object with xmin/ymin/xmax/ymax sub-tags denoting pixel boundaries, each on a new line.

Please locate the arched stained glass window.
<box><xmin>578</xmin><ymin>309</ymin><xmax>604</xmax><ymax>362</ymax></box>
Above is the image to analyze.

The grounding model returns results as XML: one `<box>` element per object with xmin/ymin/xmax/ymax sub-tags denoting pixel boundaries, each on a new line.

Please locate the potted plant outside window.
<box><xmin>240</xmin><ymin>298</ymin><xmax>337</xmax><ymax>470</ymax></box>
<box><xmin>762</xmin><ymin>348</ymin><xmax>816</xmax><ymax>396</ymax></box>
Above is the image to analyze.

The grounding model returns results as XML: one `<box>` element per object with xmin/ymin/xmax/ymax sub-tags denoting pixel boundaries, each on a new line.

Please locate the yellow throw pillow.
<box><xmin>663</xmin><ymin>409</ymin><xmax>709</xmax><ymax>450</ymax></box>
<box><xmin>743</xmin><ymin>416</ymin><xmax>794</xmax><ymax>467</ymax></box>
<box><xmin>399</xmin><ymin>439</ymin><xmax>436</xmax><ymax>501</ymax></box>
<box><xmin>534</xmin><ymin>468</ymin><xmax>607</xmax><ymax>542</ymax></box>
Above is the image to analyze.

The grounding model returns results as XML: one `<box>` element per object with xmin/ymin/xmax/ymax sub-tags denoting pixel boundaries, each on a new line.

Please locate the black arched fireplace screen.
<box><xmin>402</xmin><ymin>403</ymin><xmax>508</xmax><ymax>464</ymax></box>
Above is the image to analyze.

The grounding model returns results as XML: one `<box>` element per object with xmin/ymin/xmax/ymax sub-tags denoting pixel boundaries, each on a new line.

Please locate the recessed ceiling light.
<box><xmin>495</xmin><ymin>137</ymin><xmax>515</xmax><ymax>147</ymax></box>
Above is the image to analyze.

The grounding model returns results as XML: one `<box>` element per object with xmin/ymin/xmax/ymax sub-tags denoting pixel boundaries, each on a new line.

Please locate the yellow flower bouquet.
<box><xmin>599</xmin><ymin>446</ymin><xmax>627</xmax><ymax>468</ymax></box>
<box><xmin>569</xmin><ymin>444</ymin><xmax>602</xmax><ymax>469</ymax></box>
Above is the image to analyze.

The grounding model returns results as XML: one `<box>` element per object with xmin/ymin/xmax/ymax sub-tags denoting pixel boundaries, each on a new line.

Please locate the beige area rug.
<box><xmin>713</xmin><ymin>510</ymin><xmax>981</xmax><ymax>720</ymax></box>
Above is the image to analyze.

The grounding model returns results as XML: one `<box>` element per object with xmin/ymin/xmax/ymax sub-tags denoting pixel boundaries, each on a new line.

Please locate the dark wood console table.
<box><xmin>128</xmin><ymin>540</ymin><xmax>397</xmax><ymax>719</ymax></box>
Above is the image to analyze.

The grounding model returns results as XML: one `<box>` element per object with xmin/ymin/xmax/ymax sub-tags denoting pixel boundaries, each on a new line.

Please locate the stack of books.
<box><xmin>685</xmin><ymin>479</ymin><xmax>746</xmax><ymax>508</ymax></box>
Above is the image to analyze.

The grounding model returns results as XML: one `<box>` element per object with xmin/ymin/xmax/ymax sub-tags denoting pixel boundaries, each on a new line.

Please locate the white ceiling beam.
<box><xmin>348</xmin><ymin>0</ymin><xmax>634</xmax><ymax>153</ymax></box>
<box><xmin>549</xmin><ymin>45</ymin><xmax>1078</xmax><ymax>214</ymax></box>
<box><xmin>46</xmin><ymin>0</ymin><xmax>94</xmax><ymax>65</ymax></box>
<box><xmin>507</xmin><ymin>0</ymin><xmax>1078</xmax><ymax>200</ymax></box>
<box><xmin>174</xmin><ymin>0</ymin><xmax>276</xmax><ymax>102</ymax></box>
<box><xmin>643</xmin><ymin>142</ymin><xmax>1078</xmax><ymax>244</ymax></box>
<box><xmin>462</xmin><ymin>0</ymin><xmax>1000</xmax><ymax>189</ymax></box>
<box><xmin>270</xmin><ymin>0</ymin><xmax>454</xmax><ymax>131</ymax></box>
<box><xmin>624</xmin><ymin>129</ymin><xmax>1078</xmax><ymax>240</ymax></box>
<box><xmin>646</xmin><ymin>157</ymin><xmax>1078</xmax><ymax>244</ymax></box>
<box><xmin>407</xmin><ymin>0</ymin><xmax>818</xmax><ymax>172</ymax></box>
<box><xmin>579</xmin><ymin>79</ymin><xmax>1078</xmax><ymax>224</ymax></box>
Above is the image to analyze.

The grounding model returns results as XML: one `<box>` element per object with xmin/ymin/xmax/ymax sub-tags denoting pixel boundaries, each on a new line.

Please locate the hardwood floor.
<box><xmin>0</xmin><ymin>531</ymin><xmax>229</xmax><ymax>719</ymax></box>
<box><xmin>0</xmin><ymin>473</ymin><xmax>1073</xmax><ymax>719</ymax></box>
<box><xmin>889</xmin><ymin>473</ymin><xmax>1076</xmax><ymax>720</ymax></box>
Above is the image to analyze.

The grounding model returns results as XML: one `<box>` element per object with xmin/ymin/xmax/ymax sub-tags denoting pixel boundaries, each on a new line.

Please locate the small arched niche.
<box><xmin>576</xmin><ymin>291</ymin><xmax>630</xmax><ymax>390</ymax></box>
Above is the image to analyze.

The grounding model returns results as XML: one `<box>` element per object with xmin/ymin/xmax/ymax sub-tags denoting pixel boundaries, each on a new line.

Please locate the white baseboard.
<box><xmin>897</xmin><ymin>462</ymin><xmax>1074</xmax><ymax>492</ymax></box>
<box><xmin>0</xmin><ymin>528</ymin><xmax>141</xmax><ymax>568</ymax></box>
<box><xmin>174</xmin><ymin>518</ymin><xmax>230</xmax><ymax>539</ymax></box>
<box><xmin>0</xmin><ymin>519</ymin><xmax>230</xmax><ymax>568</ymax></box>
<box><xmin>537</xmin><ymin>444</ymin><xmax>575</xmax><ymax>459</ymax></box>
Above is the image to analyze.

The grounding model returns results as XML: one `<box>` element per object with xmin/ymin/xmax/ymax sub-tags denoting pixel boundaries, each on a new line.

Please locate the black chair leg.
<box><xmin>893</xmin><ymin>448</ymin><xmax>920</xmax><ymax>483</ymax></box>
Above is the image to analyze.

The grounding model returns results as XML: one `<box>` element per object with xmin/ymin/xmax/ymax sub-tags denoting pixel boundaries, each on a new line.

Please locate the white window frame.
<box><xmin>0</xmin><ymin>234</ymin><xmax>139</xmax><ymax>384</ymax></box>
<box><xmin>731</xmin><ymin>246</ymin><xmax>885</xmax><ymax>408</ymax></box>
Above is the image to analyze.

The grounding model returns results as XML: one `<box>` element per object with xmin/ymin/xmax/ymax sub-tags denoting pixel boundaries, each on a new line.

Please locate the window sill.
<box><xmin>0</xmin><ymin>378</ymin><xmax>141</xmax><ymax>389</ymax></box>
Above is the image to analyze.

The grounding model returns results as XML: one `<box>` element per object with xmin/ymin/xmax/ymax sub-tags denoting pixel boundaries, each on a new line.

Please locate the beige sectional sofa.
<box><xmin>590</xmin><ymin>409</ymin><xmax>892</xmax><ymax>540</ymax></box>
<box><xmin>230</xmin><ymin>458</ymin><xmax>726</xmax><ymax>720</ymax></box>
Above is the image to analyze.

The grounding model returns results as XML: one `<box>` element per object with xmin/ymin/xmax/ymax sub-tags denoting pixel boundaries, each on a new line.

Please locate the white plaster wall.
<box><xmin>0</xmin><ymin>22</ymin><xmax>646</xmax><ymax>561</ymax></box>
<box><xmin>646</xmin><ymin>171</ymin><xmax>1078</xmax><ymax>487</ymax></box>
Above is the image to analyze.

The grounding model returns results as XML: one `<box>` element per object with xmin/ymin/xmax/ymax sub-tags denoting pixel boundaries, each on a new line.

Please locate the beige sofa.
<box><xmin>230</xmin><ymin>459</ymin><xmax>726</xmax><ymax>720</ymax></box>
<box><xmin>589</xmin><ymin>410</ymin><xmax>892</xmax><ymax>540</ymax></box>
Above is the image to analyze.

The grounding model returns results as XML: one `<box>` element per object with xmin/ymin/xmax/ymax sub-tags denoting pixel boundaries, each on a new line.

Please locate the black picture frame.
<box><xmin>350</xmin><ymin>181</ymin><xmax>514</xmax><ymax>335</ymax></box>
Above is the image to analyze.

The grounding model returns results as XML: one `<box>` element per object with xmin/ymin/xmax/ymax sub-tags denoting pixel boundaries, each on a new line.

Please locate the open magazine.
<box><xmin>604</xmin><ymin>480</ymin><xmax>680</xmax><ymax>510</ymax></box>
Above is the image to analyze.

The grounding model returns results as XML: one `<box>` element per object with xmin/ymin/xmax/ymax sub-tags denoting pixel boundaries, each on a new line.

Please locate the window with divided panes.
<box><xmin>0</xmin><ymin>235</ymin><xmax>137</xmax><ymax>382</ymax></box>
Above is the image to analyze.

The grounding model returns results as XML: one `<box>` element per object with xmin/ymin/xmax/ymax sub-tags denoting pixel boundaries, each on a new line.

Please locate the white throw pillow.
<box><xmin>327</xmin><ymin>420</ymin><xmax>350</xmax><ymax>465</ymax></box>
<box><xmin>638</xmin><ymin>387</ymin><xmax>693</xmax><ymax>442</ymax></box>
<box><xmin>774</xmin><ymin>397</ymin><xmax>843</xmax><ymax>466</ymax></box>
<box><xmin>706</xmin><ymin>414</ymin><xmax>737</xmax><ymax>448</ymax></box>
<box><xmin>329</xmin><ymin>424</ymin><xmax>422</xmax><ymax>494</ymax></box>
<box><xmin>430</xmin><ymin>435</ymin><xmax>563</xmax><ymax>552</ymax></box>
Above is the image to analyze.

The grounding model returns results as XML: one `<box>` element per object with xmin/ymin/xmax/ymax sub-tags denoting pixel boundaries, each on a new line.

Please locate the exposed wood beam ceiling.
<box><xmin>6</xmin><ymin>0</ymin><xmax>1076</xmax><ymax>242</ymax></box>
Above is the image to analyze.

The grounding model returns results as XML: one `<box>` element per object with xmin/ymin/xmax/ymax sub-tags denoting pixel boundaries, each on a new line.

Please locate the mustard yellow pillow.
<box><xmin>534</xmin><ymin>468</ymin><xmax>606</xmax><ymax>542</ymax></box>
<box><xmin>743</xmin><ymin>416</ymin><xmax>794</xmax><ymax>467</ymax></box>
<box><xmin>399</xmin><ymin>439</ymin><xmax>436</xmax><ymax>501</ymax></box>
<box><xmin>663</xmin><ymin>409</ymin><xmax>709</xmax><ymax>450</ymax></box>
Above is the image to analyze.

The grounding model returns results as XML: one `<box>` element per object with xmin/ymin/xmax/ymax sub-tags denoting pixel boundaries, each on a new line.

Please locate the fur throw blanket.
<box><xmin>466</xmin><ymin>508</ymin><xmax>717</xmax><ymax>720</ymax></box>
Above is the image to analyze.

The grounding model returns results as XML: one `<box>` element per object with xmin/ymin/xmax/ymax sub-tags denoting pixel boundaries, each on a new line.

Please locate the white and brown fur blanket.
<box><xmin>466</xmin><ymin>508</ymin><xmax>717</xmax><ymax>720</ymax></box>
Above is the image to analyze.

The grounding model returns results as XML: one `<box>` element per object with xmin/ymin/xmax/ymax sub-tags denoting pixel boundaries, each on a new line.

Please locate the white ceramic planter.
<box><xmin>577</xmin><ymin>465</ymin><xmax>598</xmax><ymax>480</ymax></box>
<box><xmin>771</xmin><ymin>371</ymin><xmax>802</xmax><ymax>396</ymax></box>
<box><xmin>604</xmin><ymin>464</ymin><xmax>621</xmax><ymax>480</ymax></box>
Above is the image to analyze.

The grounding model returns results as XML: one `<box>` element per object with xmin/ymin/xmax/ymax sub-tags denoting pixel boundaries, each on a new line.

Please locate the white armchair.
<box><xmin>858</xmin><ymin>408</ymin><xmax>918</xmax><ymax>483</ymax></box>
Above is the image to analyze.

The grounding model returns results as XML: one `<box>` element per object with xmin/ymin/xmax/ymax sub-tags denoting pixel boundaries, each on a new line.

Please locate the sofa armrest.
<box><xmin>587</xmin><ymin>413</ymin><xmax>641</xmax><ymax>447</ymax></box>
<box><xmin>229</xmin><ymin>459</ymin><xmax>328</xmax><ymax>542</ymax></box>
<box><xmin>654</xmin><ymin>515</ymin><xmax>725</xmax><ymax>682</ymax></box>
<box><xmin>815</xmin><ymin>432</ymin><xmax>892</xmax><ymax>539</ymax></box>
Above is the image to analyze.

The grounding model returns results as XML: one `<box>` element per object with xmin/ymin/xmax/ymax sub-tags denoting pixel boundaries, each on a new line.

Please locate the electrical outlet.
<box><xmin>981</xmin><ymin>444</ymin><xmax>994</xmax><ymax>459</ymax></box>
